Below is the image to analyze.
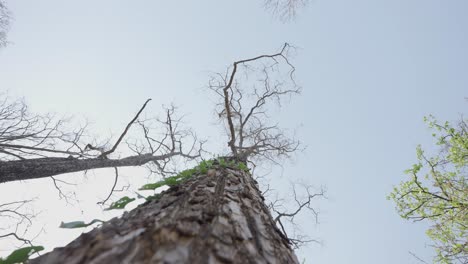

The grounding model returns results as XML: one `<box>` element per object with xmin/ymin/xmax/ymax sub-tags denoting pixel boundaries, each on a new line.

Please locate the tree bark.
<box><xmin>0</xmin><ymin>153</ymin><xmax>179</xmax><ymax>184</ymax></box>
<box><xmin>30</xmin><ymin>165</ymin><xmax>299</xmax><ymax>264</ymax></box>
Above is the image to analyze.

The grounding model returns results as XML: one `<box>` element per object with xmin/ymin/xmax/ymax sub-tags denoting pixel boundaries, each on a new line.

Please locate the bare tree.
<box><xmin>0</xmin><ymin>95</ymin><xmax>201</xmax><ymax>250</ymax></box>
<box><xmin>0</xmin><ymin>0</ymin><xmax>10</xmax><ymax>47</ymax></box>
<box><xmin>2</xmin><ymin>45</ymin><xmax>323</xmax><ymax>264</ymax></box>
<box><xmin>0</xmin><ymin>97</ymin><xmax>202</xmax><ymax>183</ymax></box>
<box><xmin>209</xmin><ymin>43</ymin><xmax>324</xmax><ymax>248</ymax></box>
<box><xmin>264</xmin><ymin>0</ymin><xmax>308</xmax><ymax>21</ymax></box>
<box><xmin>209</xmin><ymin>43</ymin><xmax>301</xmax><ymax>164</ymax></box>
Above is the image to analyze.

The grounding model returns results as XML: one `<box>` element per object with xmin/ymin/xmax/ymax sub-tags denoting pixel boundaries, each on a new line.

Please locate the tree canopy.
<box><xmin>389</xmin><ymin>116</ymin><xmax>468</xmax><ymax>263</ymax></box>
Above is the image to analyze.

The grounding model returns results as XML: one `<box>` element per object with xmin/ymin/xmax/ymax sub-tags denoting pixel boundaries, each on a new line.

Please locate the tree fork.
<box><xmin>30</xmin><ymin>165</ymin><xmax>299</xmax><ymax>264</ymax></box>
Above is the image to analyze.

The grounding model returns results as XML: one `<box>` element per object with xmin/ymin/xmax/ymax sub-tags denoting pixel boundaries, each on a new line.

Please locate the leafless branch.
<box><xmin>210</xmin><ymin>43</ymin><xmax>302</xmax><ymax>164</ymax></box>
<box><xmin>0</xmin><ymin>0</ymin><xmax>10</xmax><ymax>47</ymax></box>
<box><xmin>99</xmin><ymin>99</ymin><xmax>151</xmax><ymax>158</ymax></box>
<box><xmin>0</xmin><ymin>199</ymin><xmax>37</xmax><ymax>247</ymax></box>
<box><xmin>264</xmin><ymin>0</ymin><xmax>308</xmax><ymax>22</ymax></box>
<box><xmin>128</xmin><ymin>105</ymin><xmax>204</xmax><ymax>177</ymax></box>
<box><xmin>0</xmin><ymin>94</ymin><xmax>92</xmax><ymax>161</ymax></box>
<box><xmin>0</xmin><ymin>98</ymin><xmax>203</xmax><ymax>183</ymax></box>
<box><xmin>0</xmin><ymin>232</ymin><xmax>32</xmax><ymax>246</ymax></box>
<box><xmin>269</xmin><ymin>183</ymin><xmax>325</xmax><ymax>248</ymax></box>
<box><xmin>50</xmin><ymin>176</ymin><xmax>77</xmax><ymax>204</ymax></box>
<box><xmin>98</xmin><ymin>167</ymin><xmax>119</xmax><ymax>205</ymax></box>
<box><xmin>409</xmin><ymin>251</ymin><xmax>430</xmax><ymax>264</ymax></box>
<box><xmin>0</xmin><ymin>96</ymin><xmax>204</xmax><ymax>252</ymax></box>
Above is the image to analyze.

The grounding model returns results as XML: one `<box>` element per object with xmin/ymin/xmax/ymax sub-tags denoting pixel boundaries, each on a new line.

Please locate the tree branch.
<box><xmin>99</xmin><ymin>99</ymin><xmax>151</xmax><ymax>158</ymax></box>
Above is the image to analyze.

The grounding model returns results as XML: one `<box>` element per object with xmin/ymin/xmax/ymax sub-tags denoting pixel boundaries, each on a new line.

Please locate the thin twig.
<box><xmin>98</xmin><ymin>167</ymin><xmax>119</xmax><ymax>205</ymax></box>
<box><xmin>99</xmin><ymin>99</ymin><xmax>151</xmax><ymax>158</ymax></box>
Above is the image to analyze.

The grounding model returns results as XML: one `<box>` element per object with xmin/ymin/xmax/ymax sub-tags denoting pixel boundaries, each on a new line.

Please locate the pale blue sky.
<box><xmin>0</xmin><ymin>0</ymin><xmax>467</xmax><ymax>263</ymax></box>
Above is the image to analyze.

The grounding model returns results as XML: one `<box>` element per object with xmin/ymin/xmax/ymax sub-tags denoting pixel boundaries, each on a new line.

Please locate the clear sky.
<box><xmin>0</xmin><ymin>0</ymin><xmax>467</xmax><ymax>263</ymax></box>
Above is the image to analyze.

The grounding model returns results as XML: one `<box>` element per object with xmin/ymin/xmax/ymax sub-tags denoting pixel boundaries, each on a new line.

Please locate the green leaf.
<box><xmin>139</xmin><ymin>181</ymin><xmax>167</xmax><ymax>191</ymax></box>
<box><xmin>59</xmin><ymin>219</ymin><xmax>103</xmax><ymax>229</ymax></box>
<box><xmin>0</xmin><ymin>246</ymin><xmax>44</xmax><ymax>264</ymax></box>
<box><xmin>139</xmin><ymin>168</ymin><xmax>197</xmax><ymax>190</ymax></box>
<box><xmin>104</xmin><ymin>196</ymin><xmax>135</xmax><ymax>210</ymax></box>
<box><xmin>236</xmin><ymin>162</ymin><xmax>249</xmax><ymax>171</ymax></box>
<box><xmin>218</xmin><ymin>158</ymin><xmax>227</xmax><ymax>167</ymax></box>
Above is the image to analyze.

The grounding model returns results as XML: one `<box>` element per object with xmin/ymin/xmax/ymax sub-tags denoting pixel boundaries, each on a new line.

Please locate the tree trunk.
<box><xmin>30</xmin><ymin>165</ymin><xmax>299</xmax><ymax>264</ymax></box>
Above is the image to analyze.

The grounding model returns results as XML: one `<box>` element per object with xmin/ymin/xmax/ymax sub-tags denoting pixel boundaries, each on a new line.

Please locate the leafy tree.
<box><xmin>389</xmin><ymin>116</ymin><xmax>467</xmax><ymax>263</ymax></box>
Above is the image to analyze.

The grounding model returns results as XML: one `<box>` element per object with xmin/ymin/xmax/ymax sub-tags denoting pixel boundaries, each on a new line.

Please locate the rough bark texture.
<box><xmin>30</xmin><ymin>165</ymin><xmax>299</xmax><ymax>264</ymax></box>
<box><xmin>0</xmin><ymin>153</ymin><xmax>177</xmax><ymax>184</ymax></box>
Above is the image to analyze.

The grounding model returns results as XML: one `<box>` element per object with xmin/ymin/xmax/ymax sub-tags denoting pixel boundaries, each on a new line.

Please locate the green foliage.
<box><xmin>389</xmin><ymin>116</ymin><xmax>467</xmax><ymax>263</ymax></box>
<box><xmin>0</xmin><ymin>246</ymin><xmax>44</xmax><ymax>264</ymax></box>
<box><xmin>104</xmin><ymin>196</ymin><xmax>136</xmax><ymax>210</ymax></box>
<box><xmin>218</xmin><ymin>157</ymin><xmax>227</xmax><ymax>167</ymax></box>
<box><xmin>216</xmin><ymin>157</ymin><xmax>248</xmax><ymax>170</ymax></box>
<box><xmin>197</xmin><ymin>159</ymin><xmax>214</xmax><ymax>174</ymax></box>
<box><xmin>139</xmin><ymin>168</ymin><xmax>195</xmax><ymax>190</ymax></box>
<box><xmin>139</xmin><ymin>158</ymin><xmax>249</xmax><ymax>191</ymax></box>
<box><xmin>145</xmin><ymin>193</ymin><xmax>163</xmax><ymax>202</ymax></box>
<box><xmin>59</xmin><ymin>219</ymin><xmax>103</xmax><ymax>229</ymax></box>
<box><xmin>236</xmin><ymin>161</ymin><xmax>249</xmax><ymax>171</ymax></box>
<box><xmin>139</xmin><ymin>159</ymin><xmax>218</xmax><ymax>191</ymax></box>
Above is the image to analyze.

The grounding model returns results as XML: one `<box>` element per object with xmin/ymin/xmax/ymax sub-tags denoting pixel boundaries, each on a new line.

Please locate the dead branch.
<box><xmin>128</xmin><ymin>105</ymin><xmax>204</xmax><ymax>177</ymax></box>
<box><xmin>0</xmin><ymin>199</ymin><xmax>37</xmax><ymax>247</ymax></box>
<box><xmin>99</xmin><ymin>99</ymin><xmax>151</xmax><ymax>158</ymax></box>
<box><xmin>264</xmin><ymin>0</ymin><xmax>308</xmax><ymax>22</ymax></box>
<box><xmin>0</xmin><ymin>233</ymin><xmax>33</xmax><ymax>246</ymax></box>
<box><xmin>269</xmin><ymin>183</ymin><xmax>325</xmax><ymax>248</ymax></box>
<box><xmin>210</xmin><ymin>43</ymin><xmax>301</xmax><ymax>163</ymax></box>
<box><xmin>0</xmin><ymin>98</ymin><xmax>202</xmax><ymax>183</ymax></box>
<box><xmin>409</xmin><ymin>251</ymin><xmax>430</xmax><ymax>264</ymax></box>
<box><xmin>0</xmin><ymin>0</ymin><xmax>9</xmax><ymax>47</ymax></box>
<box><xmin>0</xmin><ymin>94</ymin><xmax>92</xmax><ymax>160</ymax></box>
<box><xmin>50</xmin><ymin>176</ymin><xmax>77</xmax><ymax>203</ymax></box>
<box><xmin>98</xmin><ymin>167</ymin><xmax>119</xmax><ymax>205</ymax></box>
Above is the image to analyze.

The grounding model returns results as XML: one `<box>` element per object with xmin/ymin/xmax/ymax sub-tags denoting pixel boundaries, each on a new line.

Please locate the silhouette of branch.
<box><xmin>0</xmin><ymin>199</ymin><xmax>37</xmax><ymax>247</ymax></box>
<box><xmin>130</xmin><ymin>105</ymin><xmax>204</xmax><ymax>177</ymax></box>
<box><xmin>98</xmin><ymin>167</ymin><xmax>119</xmax><ymax>205</ymax></box>
<box><xmin>0</xmin><ymin>0</ymin><xmax>10</xmax><ymax>47</ymax></box>
<box><xmin>270</xmin><ymin>183</ymin><xmax>325</xmax><ymax>248</ymax></box>
<box><xmin>99</xmin><ymin>99</ymin><xmax>151</xmax><ymax>158</ymax></box>
<box><xmin>264</xmin><ymin>0</ymin><xmax>308</xmax><ymax>22</ymax></box>
<box><xmin>0</xmin><ymin>94</ymin><xmax>91</xmax><ymax>160</ymax></box>
<box><xmin>209</xmin><ymin>43</ymin><xmax>302</xmax><ymax>163</ymax></box>
<box><xmin>0</xmin><ymin>98</ymin><xmax>203</xmax><ymax>183</ymax></box>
